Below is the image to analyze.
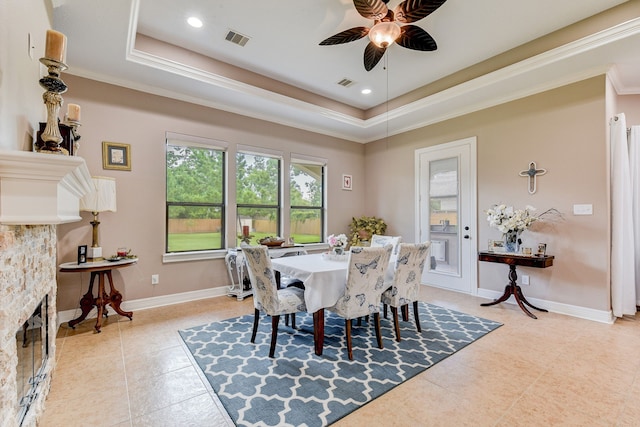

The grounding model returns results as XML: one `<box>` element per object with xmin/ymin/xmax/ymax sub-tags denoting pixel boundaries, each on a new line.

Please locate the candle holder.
<box><xmin>37</xmin><ymin>57</ymin><xmax>68</xmax><ymax>154</ymax></box>
<box><xmin>62</xmin><ymin>117</ymin><xmax>81</xmax><ymax>154</ymax></box>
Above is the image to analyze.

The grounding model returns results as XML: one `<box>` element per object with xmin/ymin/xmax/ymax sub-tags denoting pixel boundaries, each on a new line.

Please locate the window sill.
<box><xmin>162</xmin><ymin>243</ymin><xmax>329</xmax><ymax>263</ymax></box>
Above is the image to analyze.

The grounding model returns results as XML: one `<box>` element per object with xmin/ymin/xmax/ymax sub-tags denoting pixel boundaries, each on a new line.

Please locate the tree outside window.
<box><xmin>236</xmin><ymin>152</ymin><xmax>281</xmax><ymax>245</ymax></box>
<box><xmin>290</xmin><ymin>160</ymin><xmax>324</xmax><ymax>243</ymax></box>
<box><xmin>166</xmin><ymin>140</ymin><xmax>225</xmax><ymax>252</ymax></box>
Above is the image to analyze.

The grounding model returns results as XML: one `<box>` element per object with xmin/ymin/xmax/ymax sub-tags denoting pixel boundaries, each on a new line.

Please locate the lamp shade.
<box><xmin>80</xmin><ymin>176</ymin><xmax>117</xmax><ymax>213</ymax></box>
<box><xmin>368</xmin><ymin>21</ymin><xmax>401</xmax><ymax>48</ymax></box>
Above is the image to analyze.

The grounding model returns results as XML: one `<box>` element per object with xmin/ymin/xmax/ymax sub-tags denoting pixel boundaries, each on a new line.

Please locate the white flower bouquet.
<box><xmin>485</xmin><ymin>204</ymin><xmax>561</xmax><ymax>234</ymax></box>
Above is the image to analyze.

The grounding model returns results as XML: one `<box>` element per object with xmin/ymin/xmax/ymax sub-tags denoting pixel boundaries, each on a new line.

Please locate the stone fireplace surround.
<box><xmin>0</xmin><ymin>151</ymin><xmax>91</xmax><ymax>427</ymax></box>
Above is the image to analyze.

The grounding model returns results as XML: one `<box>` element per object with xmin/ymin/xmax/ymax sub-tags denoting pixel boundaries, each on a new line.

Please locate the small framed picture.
<box><xmin>342</xmin><ymin>174</ymin><xmax>352</xmax><ymax>191</ymax></box>
<box><xmin>77</xmin><ymin>245</ymin><xmax>87</xmax><ymax>264</ymax></box>
<box><xmin>102</xmin><ymin>141</ymin><xmax>131</xmax><ymax>171</ymax></box>
<box><xmin>488</xmin><ymin>240</ymin><xmax>505</xmax><ymax>253</ymax></box>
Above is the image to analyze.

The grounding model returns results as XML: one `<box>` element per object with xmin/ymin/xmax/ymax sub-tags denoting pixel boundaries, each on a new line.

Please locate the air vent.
<box><xmin>225</xmin><ymin>30</ymin><xmax>250</xmax><ymax>47</ymax></box>
<box><xmin>337</xmin><ymin>78</ymin><xmax>355</xmax><ymax>88</ymax></box>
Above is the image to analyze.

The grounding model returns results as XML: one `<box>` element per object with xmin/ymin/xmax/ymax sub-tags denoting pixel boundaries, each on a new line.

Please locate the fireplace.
<box><xmin>16</xmin><ymin>296</ymin><xmax>49</xmax><ymax>426</ymax></box>
<box><xmin>0</xmin><ymin>151</ymin><xmax>92</xmax><ymax>427</ymax></box>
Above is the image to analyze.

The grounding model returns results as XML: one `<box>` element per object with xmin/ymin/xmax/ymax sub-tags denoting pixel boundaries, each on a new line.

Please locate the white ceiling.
<box><xmin>52</xmin><ymin>0</ymin><xmax>640</xmax><ymax>143</ymax></box>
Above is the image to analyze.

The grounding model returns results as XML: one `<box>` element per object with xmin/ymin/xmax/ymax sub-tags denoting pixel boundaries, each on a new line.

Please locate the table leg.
<box><xmin>481</xmin><ymin>264</ymin><xmax>545</xmax><ymax>319</ymax></box>
<box><xmin>94</xmin><ymin>272</ymin><xmax>107</xmax><ymax>332</ymax></box>
<box><xmin>68</xmin><ymin>272</ymin><xmax>98</xmax><ymax>329</ymax></box>
<box><xmin>313</xmin><ymin>309</ymin><xmax>325</xmax><ymax>356</ymax></box>
<box><xmin>105</xmin><ymin>270</ymin><xmax>133</xmax><ymax>320</ymax></box>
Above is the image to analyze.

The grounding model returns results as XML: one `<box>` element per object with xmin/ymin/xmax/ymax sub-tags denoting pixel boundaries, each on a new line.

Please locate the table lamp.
<box><xmin>80</xmin><ymin>176</ymin><xmax>117</xmax><ymax>261</ymax></box>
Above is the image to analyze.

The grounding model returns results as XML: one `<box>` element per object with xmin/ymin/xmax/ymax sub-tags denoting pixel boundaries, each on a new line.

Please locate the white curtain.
<box><xmin>610</xmin><ymin>113</ymin><xmax>637</xmax><ymax>317</ymax></box>
<box><xmin>628</xmin><ymin>124</ymin><xmax>640</xmax><ymax>308</ymax></box>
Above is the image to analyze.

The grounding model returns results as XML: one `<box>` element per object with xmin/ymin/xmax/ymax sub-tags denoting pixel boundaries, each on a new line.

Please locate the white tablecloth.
<box><xmin>271</xmin><ymin>252</ymin><xmax>396</xmax><ymax>313</ymax></box>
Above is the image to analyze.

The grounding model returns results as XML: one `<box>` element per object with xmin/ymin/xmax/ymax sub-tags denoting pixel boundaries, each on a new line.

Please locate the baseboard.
<box><xmin>477</xmin><ymin>288</ymin><xmax>614</xmax><ymax>324</ymax></box>
<box><xmin>57</xmin><ymin>286</ymin><xmax>231</xmax><ymax>328</ymax></box>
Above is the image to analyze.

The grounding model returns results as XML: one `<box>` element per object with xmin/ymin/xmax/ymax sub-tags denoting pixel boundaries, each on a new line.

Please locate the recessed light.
<box><xmin>361</xmin><ymin>88</ymin><xmax>372</xmax><ymax>95</ymax></box>
<box><xmin>187</xmin><ymin>17</ymin><xmax>203</xmax><ymax>28</ymax></box>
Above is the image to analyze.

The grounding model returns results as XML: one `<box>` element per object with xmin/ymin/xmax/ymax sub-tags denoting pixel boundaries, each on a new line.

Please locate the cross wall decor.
<box><xmin>519</xmin><ymin>161</ymin><xmax>547</xmax><ymax>194</ymax></box>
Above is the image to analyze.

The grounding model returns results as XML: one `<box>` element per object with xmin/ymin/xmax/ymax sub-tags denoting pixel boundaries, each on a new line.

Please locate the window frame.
<box><xmin>289</xmin><ymin>154</ymin><xmax>327</xmax><ymax>244</ymax></box>
<box><xmin>235</xmin><ymin>146</ymin><xmax>283</xmax><ymax>245</ymax></box>
<box><xmin>165</xmin><ymin>133</ymin><xmax>228</xmax><ymax>254</ymax></box>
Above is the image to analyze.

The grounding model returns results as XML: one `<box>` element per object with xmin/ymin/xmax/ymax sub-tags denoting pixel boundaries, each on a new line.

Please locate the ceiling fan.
<box><xmin>319</xmin><ymin>0</ymin><xmax>447</xmax><ymax>71</ymax></box>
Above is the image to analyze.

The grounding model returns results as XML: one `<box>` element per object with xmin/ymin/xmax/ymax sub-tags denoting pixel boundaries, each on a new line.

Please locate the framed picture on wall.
<box><xmin>342</xmin><ymin>174</ymin><xmax>352</xmax><ymax>191</ymax></box>
<box><xmin>102</xmin><ymin>141</ymin><xmax>131</xmax><ymax>171</ymax></box>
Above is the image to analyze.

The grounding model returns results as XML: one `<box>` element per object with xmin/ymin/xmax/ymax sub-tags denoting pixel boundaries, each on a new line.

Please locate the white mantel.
<box><xmin>0</xmin><ymin>150</ymin><xmax>93</xmax><ymax>225</ymax></box>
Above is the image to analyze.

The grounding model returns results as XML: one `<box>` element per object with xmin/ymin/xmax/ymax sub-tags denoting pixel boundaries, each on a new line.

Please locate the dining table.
<box><xmin>270</xmin><ymin>251</ymin><xmax>395</xmax><ymax>356</ymax></box>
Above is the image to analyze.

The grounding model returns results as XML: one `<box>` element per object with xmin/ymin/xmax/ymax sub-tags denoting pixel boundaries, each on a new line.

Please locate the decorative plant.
<box><xmin>349</xmin><ymin>216</ymin><xmax>387</xmax><ymax>246</ymax></box>
<box><xmin>327</xmin><ymin>233</ymin><xmax>348</xmax><ymax>248</ymax></box>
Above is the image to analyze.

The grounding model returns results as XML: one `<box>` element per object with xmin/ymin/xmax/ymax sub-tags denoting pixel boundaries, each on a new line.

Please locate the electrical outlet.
<box><xmin>151</xmin><ymin>274</ymin><xmax>159</xmax><ymax>285</ymax></box>
<box><xmin>521</xmin><ymin>275</ymin><xmax>530</xmax><ymax>285</ymax></box>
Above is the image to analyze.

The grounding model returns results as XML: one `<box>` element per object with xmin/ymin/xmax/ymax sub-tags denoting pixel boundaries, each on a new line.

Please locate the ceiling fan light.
<box><xmin>368</xmin><ymin>22</ymin><xmax>401</xmax><ymax>48</ymax></box>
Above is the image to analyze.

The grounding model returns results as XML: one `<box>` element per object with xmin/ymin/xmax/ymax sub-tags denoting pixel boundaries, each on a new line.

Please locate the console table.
<box><xmin>478</xmin><ymin>251</ymin><xmax>554</xmax><ymax>319</ymax></box>
<box><xmin>59</xmin><ymin>258</ymin><xmax>137</xmax><ymax>332</ymax></box>
<box><xmin>225</xmin><ymin>246</ymin><xmax>307</xmax><ymax>300</ymax></box>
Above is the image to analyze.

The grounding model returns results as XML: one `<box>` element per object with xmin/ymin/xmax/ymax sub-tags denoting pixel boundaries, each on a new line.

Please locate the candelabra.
<box><xmin>38</xmin><ymin>57</ymin><xmax>68</xmax><ymax>154</ymax></box>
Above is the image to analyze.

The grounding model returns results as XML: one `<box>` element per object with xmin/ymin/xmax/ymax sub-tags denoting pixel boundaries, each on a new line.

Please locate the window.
<box><xmin>290</xmin><ymin>155</ymin><xmax>325</xmax><ymax>244</ymax></box>
<box><xmin>236</xmin><ymin>148</ymin><xmax>281</xmax><ymax>246</ymax></box>
<box><xmin>166</xmin><ymin>134</ymin><xmax>226</xmax><ymax>253</ymax></box>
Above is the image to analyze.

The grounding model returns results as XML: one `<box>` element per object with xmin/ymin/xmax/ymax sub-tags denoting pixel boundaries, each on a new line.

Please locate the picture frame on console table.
<box><xmin>77</xmin><ymin>245</ymin><xmax>87</xmax><ymax>264</ymax></box>
<box><xmin>103</xmin><ymin>141</ymin><xmax>131</xmax><ymax>171</ymax></box>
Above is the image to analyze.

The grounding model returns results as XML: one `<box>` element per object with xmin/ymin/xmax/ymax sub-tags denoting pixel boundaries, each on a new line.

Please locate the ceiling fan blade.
<box><xmin>353</xmin><ymin>0</ymin><xmax>388</xmax><ymax>21</ymax></box>
<box><xmin>364</xmin><ymin>42</ymin><xmax>387</xmax><ymax>71</ymax></box>
<box><xmin>397</xmin><ymin>25</ymin><xmax>437</xmax><ymax>51</ymax></box>
<box><xmin>394</xmin><ymin>0</ymin><xmax>448</xmax><ymax>23</ymax></box>
<box><xmin>319</xmin><ymin>27</ymin><xmax>370</xmax><ymax>45</ymax></box>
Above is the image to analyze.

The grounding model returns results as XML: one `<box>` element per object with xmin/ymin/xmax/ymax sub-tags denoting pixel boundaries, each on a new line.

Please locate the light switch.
<box><xmin>573</xmin><ymin>204</ymin><xmax>593</xmax><ymax>215</ymax></box>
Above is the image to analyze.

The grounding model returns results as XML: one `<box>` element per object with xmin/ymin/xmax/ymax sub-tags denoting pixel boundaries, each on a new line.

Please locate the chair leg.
<box><xmin>373</xmin><ymin>312</ymin><xmax>383</xmax><ymax>349</ymax></box>
<box><xmin>391</xmin><ymin>306</ymin><xmax>401</xmax><ymax>342</ymax></box>
<box><xmin>383</xmin><ymin>303</ymin><xmax>388</xmax><ymax>319</ymax></box>
<box><xmin>412</xmin><ymin>301</ymin><xmax>421</xmax><ymax>333</ymax></box>
<box><xmin>401</xmin><ymin>304</ymin><xmax>409</xmax><ymax>321</ymax></box>
<box><xmin>251</xmin><ymin>308</ymin><xmax>260</xmax><ymax>343</ymax></box>
<box><xmin>285</xmin><ymin>313</ymin><xmax>289</xmax><ymax>326</ymax></box>
<box><xmin>291</xmin><ymin>313</ymin><xmax>296</xmax><ymax>329</ymax></box>
<box><xmin>269</xmin><ymin>315</ymin><xmax>280</xmax><ymax>358</ymax></box>
<box><xmin>345</xmin><ymin>319</ymin><xmax>353</xmax><ymax>360</ymax></box>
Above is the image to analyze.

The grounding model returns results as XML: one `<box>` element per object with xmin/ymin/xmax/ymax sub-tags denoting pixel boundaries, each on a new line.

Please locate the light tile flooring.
<box><xmin>41</xmin><ymin>287</ymin><xmax>640</xmax><ymax>427</ymax></box>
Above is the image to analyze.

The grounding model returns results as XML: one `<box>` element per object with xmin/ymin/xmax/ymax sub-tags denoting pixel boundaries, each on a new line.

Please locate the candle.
<box><xmin>44</xmin><ymin>29</ymin><xmax>67</xmax><ymax>63</ymax></box>
<box><xmin>67</xmin><ymin>104</ymin><xmax>81</xmax><ymax>121</ymax></box>
<box><xmin>242</xmin><ymin>225</ymin><xmax>249</xmax><ymax>237</ymax></box>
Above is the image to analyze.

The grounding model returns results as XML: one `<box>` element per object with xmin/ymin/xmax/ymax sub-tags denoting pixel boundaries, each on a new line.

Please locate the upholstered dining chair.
<box><xmin>370</xmin><ymin>234</ymin><xmax>402</xmax><ymax>254</ymax></box>
<box><xmin>381</xmin><ymin>242</ymin><xmax>431</xmax><ymax>342</ymax></box>
<box><xmin>327</xmin><ymin>244</ymin><xmax>393</xmax><ymax>360</ymax></box>
<box><xmin>243</xmin><ymin>246</ymin><xmax>307</xmax><ymax>358</ymax></box>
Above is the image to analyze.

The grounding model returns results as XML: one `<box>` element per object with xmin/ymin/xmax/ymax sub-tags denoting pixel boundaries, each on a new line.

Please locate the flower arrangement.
<box><xmin>327</xmin><ymin>233</ymin><xmax>348</xmax><ymax>248</ymax></box>
<box><xmin>349</xmin><ymin>216</ymin><xmax>387</xmax><ymax>246</ymax></box>
<box><xmin>486</xmin><ymin>204</ymin><xmax>561</xmax><ymax>233</ymax></box>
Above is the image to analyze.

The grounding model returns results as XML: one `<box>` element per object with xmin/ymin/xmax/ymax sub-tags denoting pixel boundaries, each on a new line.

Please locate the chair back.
<box><xmin>370</xmin><ymin>234</ymin><xmax>402</xmax><ymax>254</ymax></box>
<box><xmin>386</xmin><ymin>242</ymin><xmax>431</xmax><ymax>306</ymax></box>
<box><xmin>243</xmin><ymin>246</ymin><xmax>280</xmax><ymax>314</ymax></box>
<box><xmin>333</xmin><ymin>245</ymin><xmax>393</xmax><ymax>319</ymax></box>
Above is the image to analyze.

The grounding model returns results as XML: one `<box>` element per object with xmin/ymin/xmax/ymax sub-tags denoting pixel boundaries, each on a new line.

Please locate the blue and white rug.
<box><xmin>179</xmin><ymin>302</ymin><xmax>501</xmax><ymax>427</ymax></box>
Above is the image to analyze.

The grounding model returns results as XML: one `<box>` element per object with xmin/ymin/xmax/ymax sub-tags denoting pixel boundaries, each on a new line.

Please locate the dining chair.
<box><xmin>243</xmin><ymin>246</ymin><xmax>307</xmax><ymax>358</ymax></box>
<box><xmin>327</xmin><ymin>244</ymin><xmax>393</xmax><ymax>360</ymax></box>
<box><xmin>381</xmin><ymin>242</ymin><xmax>431</xmax><ymax>342</ymax></box>
<box><xmin>370</xmin><ymin>234</ymin><xmax>402</xmax><ymax>254</ymax></box>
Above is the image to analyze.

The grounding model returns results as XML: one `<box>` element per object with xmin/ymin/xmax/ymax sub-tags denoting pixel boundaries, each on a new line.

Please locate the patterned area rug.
<box><xmin>179</xmin><ymin>302</ymin><xmax>501</xmax><ymax>427</ymax></box>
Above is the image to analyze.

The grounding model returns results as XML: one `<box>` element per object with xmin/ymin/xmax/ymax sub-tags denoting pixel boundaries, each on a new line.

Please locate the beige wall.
<box><xmin>0</xmin><ymin>0</ymin><xmax>51</xmax><ymax>150</ymax></box>
<box><xmin>618</xmin><ymin>94</ymin><xmax>640</xmax><ymax>124</ymax></box>
<box><xmin>56</xmin><ymin>75</ymin><xmax>366</xmax><ymax>310</ymax></box>
<box><xmin>366</xmin><ymin>77</ymin><xmax>611</xmax><ymax>311</ymax></box>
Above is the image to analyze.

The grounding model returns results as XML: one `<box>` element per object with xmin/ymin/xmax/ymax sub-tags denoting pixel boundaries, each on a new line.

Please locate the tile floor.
<box><xmin>40</xmin><ymin>287</ymin><xmax>640</xmax><ymax>427</ymax></box>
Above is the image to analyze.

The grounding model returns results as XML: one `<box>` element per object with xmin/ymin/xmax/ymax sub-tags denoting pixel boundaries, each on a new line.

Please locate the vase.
<box><xmin>503</xmin><ymin>231</ymin><xmax>521</xmax><ymax>253</ymax></box>
<box><xmin>333</xmin><ymin>246</ymin><xmax>344</xmax><ymax>255</ymax></box>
